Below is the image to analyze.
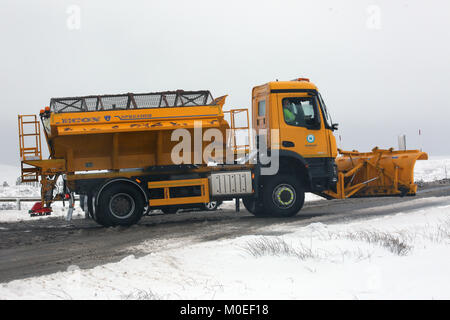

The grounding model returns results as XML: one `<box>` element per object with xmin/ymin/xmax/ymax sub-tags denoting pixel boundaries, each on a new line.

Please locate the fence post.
<box><xmin>16</xmin><ymin>199</ymin><xmax>21</xmax><ymax>210</ymax></box>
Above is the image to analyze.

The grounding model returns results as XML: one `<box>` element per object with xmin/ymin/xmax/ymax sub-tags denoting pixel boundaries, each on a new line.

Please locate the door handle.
<box><xmin>282</xmin><ymin>141</ymin><xmax>295</xmax><ymax>148</ymax></box>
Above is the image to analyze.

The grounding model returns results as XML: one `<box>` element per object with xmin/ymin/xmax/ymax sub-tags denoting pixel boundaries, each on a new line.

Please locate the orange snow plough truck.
<box><xmin>17</xmin><ymin>79</ymin><xmax>427</xmax><ymax>226</ymax></box>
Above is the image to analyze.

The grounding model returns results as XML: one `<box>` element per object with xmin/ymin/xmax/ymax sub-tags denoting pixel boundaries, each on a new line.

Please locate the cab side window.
<box><xmin>282</xmin><ymin>97</ymin><xmax>320</xmax><ymax>129</ymax></box>
<box><xmin>258</xmin><ymin>100</ymin><xmax>266</xmax><ymax>116</ymax></box>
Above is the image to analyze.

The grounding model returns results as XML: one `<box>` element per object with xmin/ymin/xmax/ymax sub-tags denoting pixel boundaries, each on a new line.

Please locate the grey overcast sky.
<box><xmin>1</xmin><ymin>0</ymin><xmax>449</xmax><ymax>166</ymax></box>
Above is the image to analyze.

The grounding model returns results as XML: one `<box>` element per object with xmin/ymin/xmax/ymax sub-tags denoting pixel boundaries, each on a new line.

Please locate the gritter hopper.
<box><xmin>26</xmin><ymin>90</ymin><xmax>231</xmax><ymax>175</ymax></box>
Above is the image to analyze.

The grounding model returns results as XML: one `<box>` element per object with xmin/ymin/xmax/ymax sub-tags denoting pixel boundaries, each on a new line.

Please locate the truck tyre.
<box><xmin>80</xmin><ymin>194</ymin><xmax>96</xmax><ymax>220</ymax></box>
<box><xmin>80</xmin><ymin>194</ymin><xmax>86</xmax><ymax>212</ymax></box>
<box><xmin>96</xmin><ymin>184</ymin><xmax>144</xmax><ymax>227</ymax></box>
<box><xmin>161</xmin><ymin>207</ymin><xmax>179</xmax><ymax>214</ymax></box>
<box><xmin>87</xmin><ymin>194</ymin><xmax>96</xmax><ymax>221</ymax></box>
<box><xmin>243</xmin><ymin>197</ymin><xmax>267</xmax><ymax>217</ymax></box>
<box><xmin>262</xmin><ymin>174</ymin><xmax>304</xmax><ymax>217</ymax></box>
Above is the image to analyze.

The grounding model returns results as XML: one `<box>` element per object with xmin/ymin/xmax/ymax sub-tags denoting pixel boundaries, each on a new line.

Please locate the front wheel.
<box><xmin>242</xmin><ymin>197</ymin><xmax>267</xmax><ymax>217</ymax></box>
<box><xmin>161</xmin><ymin>207</ymin><xmax>179</xmax><ymax>214</ymax></box>
<box><xmin>262</xmin><ymin>174</ymin><xmax>305</xmax><ymax>217</ymax></box>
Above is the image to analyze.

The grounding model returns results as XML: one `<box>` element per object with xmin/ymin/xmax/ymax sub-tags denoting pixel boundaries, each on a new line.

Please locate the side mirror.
<box><xmin>331</xmin><ymin>123</ymin><xmax>339</xmax><ymax>131</ymax></box>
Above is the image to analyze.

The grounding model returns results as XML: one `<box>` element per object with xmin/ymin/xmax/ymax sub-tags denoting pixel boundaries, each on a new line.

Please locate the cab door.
<box><xmin>252</xmin><ymin>94</ymin><xmax>271</xmax><ymax>150</ymax></box>
<box><xmin>276</xmin><ymin>93</ymin><xmax>330</xmax><ymax>158</ymax></box>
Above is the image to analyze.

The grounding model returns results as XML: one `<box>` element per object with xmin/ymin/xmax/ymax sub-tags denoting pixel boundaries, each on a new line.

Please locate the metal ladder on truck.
<box><xmin>223</xmin><ymin>108</ymin><xmax>251</xmax><ymax>155</ymax></box>
<box><xmin>18</xmin><ymin>115</ymin><xmax>42</xmax><ymax>183</ymax></box>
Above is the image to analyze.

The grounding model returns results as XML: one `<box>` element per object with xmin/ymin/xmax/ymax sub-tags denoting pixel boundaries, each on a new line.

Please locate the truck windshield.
<box><xmin>317</xmin><ymin>92</ymin><xmax>332</xmax><ymax>129</ymax></box>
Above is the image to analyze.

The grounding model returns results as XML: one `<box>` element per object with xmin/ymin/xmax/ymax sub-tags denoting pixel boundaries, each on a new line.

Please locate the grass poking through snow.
<box><xmin>243</xmin><ymin>237</ymin><xmax>317</xmax><ymax>260</ymax></box>
<box><xmin>122</xmin><ymin>289</ymin><xmax>161</xmax><ymax>300</ymax></box>
<box><xmin>343</xmin><ymin>231</ymin><xmax>412</xmax><ymax>256</ymax></box>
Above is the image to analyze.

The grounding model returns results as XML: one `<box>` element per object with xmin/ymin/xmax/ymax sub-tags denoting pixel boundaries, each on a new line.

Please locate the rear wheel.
<box><xmin>87</xmin><ymin>194</ymin><xmax>96</xmax><ymax>220</ymax></box>
<box><xmin>80</xmin><ymin>194</ymin><xmax>96</xmax><ymax>220</ymax></box>
<box><xmin>262</xmin><ymin>174</ymin><xmax>304</xmax><ymax>217</ymax></box>
<box><xmin>96</xmin><ymin>184</ymin><xmax>144</xmax><ymax>227</ymax></box>
<box><xmin>80</xmin><ymin>194</ymin><xmax>86</xmax><ymax>212</ymax></box>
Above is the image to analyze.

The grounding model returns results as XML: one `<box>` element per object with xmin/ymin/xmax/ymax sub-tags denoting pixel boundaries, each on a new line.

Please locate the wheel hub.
<box><xmin>109</xmin><ymin>193</ymin><xmax>135</xmax><ymax>219</ymax></box>
<box><xmin>273</xmin><ymin>184</ymin><xmax>296</xmax><ymax>209</ymax></box>
<box><xmin>206</xmin><ymin>201</ymin><xmax>217</xmax><ymax>210</ymax></box>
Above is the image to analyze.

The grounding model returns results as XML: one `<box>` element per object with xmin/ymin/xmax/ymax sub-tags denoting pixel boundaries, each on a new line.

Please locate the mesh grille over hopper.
<box><xmin>44</xmin><ymin>90</ymin><xmax>229</xmax><ymax>172</ymax></box>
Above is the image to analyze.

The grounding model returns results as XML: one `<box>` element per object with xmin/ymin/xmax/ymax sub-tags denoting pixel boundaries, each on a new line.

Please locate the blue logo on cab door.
<box><xmin>307</xmin><ymin>134</ymin><xmax>315</xmax><ymax>143</ymax></box>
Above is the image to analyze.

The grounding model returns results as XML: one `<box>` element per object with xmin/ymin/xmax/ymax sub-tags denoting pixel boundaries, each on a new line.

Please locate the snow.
<box><xmin>0</xmin><ymin>185</ymin><xmax>40</xmax><ymax>198</ymax></box>
<box><xmin>414</xmin><ymin>155</ymin><xmax>450</xmax><ymax>182</ymax></box>
<box><xmin>1</xmin><ymin>196</ymin><xmax>449</xmax><ymax>300</ymax></box>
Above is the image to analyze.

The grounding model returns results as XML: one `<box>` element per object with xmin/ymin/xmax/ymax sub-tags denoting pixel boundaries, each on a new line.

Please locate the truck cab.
<box><xmin>251</xmin><ymin>78</ymin><xmax>338</xmax><ymax>194</ymax></box>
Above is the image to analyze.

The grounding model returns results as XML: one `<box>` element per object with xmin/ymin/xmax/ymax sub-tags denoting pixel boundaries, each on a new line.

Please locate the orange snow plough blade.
<box><xmin>323</xmin><ymin>147</ymin><xmax>428</xmax><ymax>199</ymax></box>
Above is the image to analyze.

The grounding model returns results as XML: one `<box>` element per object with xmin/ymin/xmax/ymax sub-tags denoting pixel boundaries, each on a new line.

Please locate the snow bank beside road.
<box><xmin>1</xmin><ymin>196</ymin><xmax>449</xmax><ymax>300</ymax></box>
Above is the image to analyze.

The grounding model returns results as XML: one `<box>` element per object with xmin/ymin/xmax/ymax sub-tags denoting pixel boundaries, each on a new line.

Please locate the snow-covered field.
<box><xmin>0</xmin><ymin>184</ymin><xmax>40</xmax><ymax>198</ymax></box>
<box><xmin>414</xmin><ymin>156</ymin><xmax>450</xmax><ymax>182</ymax></box>
<box><xmin>0</xmin><ymin>196</ymin><xmax>449</xmax><ymax>299</ymax></box>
